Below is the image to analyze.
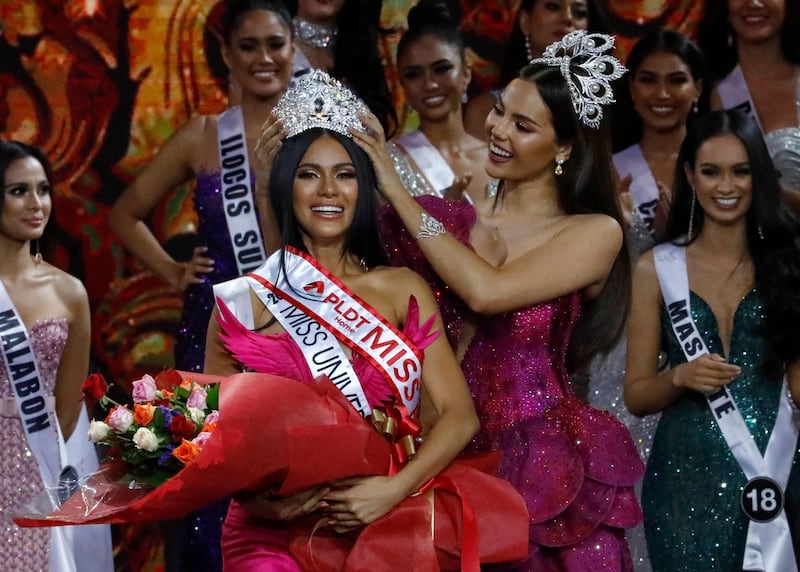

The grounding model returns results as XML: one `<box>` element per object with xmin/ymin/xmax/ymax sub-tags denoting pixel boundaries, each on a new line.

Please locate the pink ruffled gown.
<box><xmin>381</xmin><ymin>197</ymin><xmax>645</xmax><ymax>571</ymax></box>
<box><xmin>215</xmin><ymin>295</ymin><xmax>529</xmax><ymax>571</ymax></box>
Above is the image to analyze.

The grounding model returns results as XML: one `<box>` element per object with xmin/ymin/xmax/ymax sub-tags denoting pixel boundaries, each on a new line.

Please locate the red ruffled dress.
<box><xmin>215</xmin><ymin>296</ymin><xmax>529</xmax><ymax>571</ymax></box>
<box><xmin>381</xmin><ymin>197</ymin><xmax>645</xmax><ymax>571</ymax></box>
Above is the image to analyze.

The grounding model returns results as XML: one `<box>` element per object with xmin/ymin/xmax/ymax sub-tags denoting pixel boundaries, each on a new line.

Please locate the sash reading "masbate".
<box><xmin>248</xmin><ymin>248</ymin><xmax>423</xmax><ymax>418</ymax></box>
<box><xmin>654</xmin><ymin>242</ymin><xmax>799</xmax><ymax>572</ymax></box>
<box><xmin>217</xmin><ymin>106</ymin><xmax>267</xmax><ymax>275</ymax></box>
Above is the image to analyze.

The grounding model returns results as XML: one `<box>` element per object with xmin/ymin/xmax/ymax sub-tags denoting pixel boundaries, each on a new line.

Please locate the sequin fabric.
<box><xmin>386</xmin><ymin>141</ymin><xmax>437</xmax><ymax>197</ymax></box>
<box><xmin>176</xmin><ymin>170</ymin><xmax>255</xmax><ymax>373</ymax></box>
<box><xmin>763</xmin><ymin>68</ymin><xmax>800</xmax><ymax>192</ymax></box>
<box><xmin>588</xmin><ymin>211</ymin><xmax>657</xmax><ymax>572</ymax></box>
<box><xmin>170</xmin><ymin>169</ymin><xmax>257</xmax><ymax>572</ymax></box>
<box><xmin>0</xmin><ymin>318</ymin><xmax>67</xmax><ymax>571</ymax></box>
<box><xmin>380</xmin><ymin>196</ymin><xmax>645</xmax><ymax>571</ymax></box>
<box><xmin>644</xmin><ymin>289</ymin><xmax>800</xmax><ymax>571</ymax></box>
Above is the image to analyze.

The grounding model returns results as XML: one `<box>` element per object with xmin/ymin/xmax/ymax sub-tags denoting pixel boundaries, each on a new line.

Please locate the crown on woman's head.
<box><xmin>530</xmin><ymin>31</ymin><xmax>626</xmax><ymax>128</ymax></box>
<box><xmin>274</xmin><ymin>70</ymin><xmax>368</xmax><ymax>138</ymax></box>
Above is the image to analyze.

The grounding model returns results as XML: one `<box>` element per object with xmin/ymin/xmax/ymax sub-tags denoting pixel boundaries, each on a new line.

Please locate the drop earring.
<box><xmin>687</xmin><ymin>192</ymin><xmax>697</xmax><ymax>240</ymax></box>
<box><xmin>692</xmin><ymin>100</ymin><xmax>699</xmax><ymax>114</ymax></box>
<box><xmin>555</xmin><ymin>159</ymin><xmax>564</xmax><ymax>176</ymax></box>
<box><xmin>33</xmin><ymin>240</ymin><xmax>43</xmax><ymax>264</ymax></box>
<box><xmin>525</xmin><ymin>35</ymin><xmax>534</xmax><ymax>61</ymax></box>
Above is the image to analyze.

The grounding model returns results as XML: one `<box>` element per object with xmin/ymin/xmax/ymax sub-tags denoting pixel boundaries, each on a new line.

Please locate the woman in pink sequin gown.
<box><xmin>365</xmin><ymin>37</ymin><xmax>647</xmax><ymax>570</ymax></box>
<box><xmin>0</xmin><ymin>141</ymin><xmax>112</xmax><ymax>571</ymax></box>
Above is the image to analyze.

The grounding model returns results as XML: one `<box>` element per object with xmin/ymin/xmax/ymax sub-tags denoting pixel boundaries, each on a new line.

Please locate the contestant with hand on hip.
<box><xmin>0</xmin><ymin>140</ymin><xmax>112</xmax><ymax>572</ymax></box>
<box><xmin>204</xmin><ymin>70</ymin><xmax>528</xmax><ymax>571</ymax></box>
<box><xmin>109</xmin><ymin>0</ymin><xmax>294</xmax><ymax>373</ymax></box>
<box><xmin>625</xmin><ymin>109</ymin><xmax>800</xmax><ymax>571</ymax></box>
<box><xmin>376</xmin><ymin>32</ymin><xmax>644</xmax><ymax>570</ymax></box>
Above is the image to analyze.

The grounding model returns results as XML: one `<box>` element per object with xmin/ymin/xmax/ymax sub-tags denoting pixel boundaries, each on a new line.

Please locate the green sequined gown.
<box><xmin>643</xmin><ymin>289</ymin><xmax>800</xmax><ymax>571</ymax></box>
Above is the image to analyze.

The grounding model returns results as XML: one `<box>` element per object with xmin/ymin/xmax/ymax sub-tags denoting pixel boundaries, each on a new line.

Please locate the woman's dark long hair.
<box><xmin>268</xmin><ymin>128</ymin><xmax>387</xmax><ymax>281</ymax></box>
<box><xmin>514</xmin><ymin>63</ymin><xmax>630</xmax><ymax>373</ymax></box>
<box><xmin>284</xmin><ymin>0</ymin><xmax>398</xmax><ymax>137</ymax></box>
<box><xmin>221</xmin><ymin>0</ymin><xmax>293</xmax><ymax>42</ymax></box>
<box><xmin>663</xmin><ymin>109</ymin><xmax>800</xmax><ymax>372</ymax></box>
<box><xmin>697</xmin><ymin>0</ymin><xmax>800</xmax><ymax>84</ymax></box>
<box><xmin>0</xmin><ymin>140</ymin><xmax>57</xmax><ymax>259</ymax></box>
<box><xmin>610</xmin><ymin>28</ymin><xmax>707</xmax><ymax>152</ymax></box>
<box><xmin>497</xmin><ymin>0</ymin><xmax>607</xmax><ymax>89</ymax></box>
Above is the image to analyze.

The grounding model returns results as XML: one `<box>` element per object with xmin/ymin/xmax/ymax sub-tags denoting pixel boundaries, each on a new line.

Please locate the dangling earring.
<box><xmin>461</xmin><ymin>90</ymin><xmax>468</xmax><ymax>104</ymax></box>
<box><xmin>758</xmin><ymin>225</ymin><xmax>765</xmax><ymax>240</ymax></box>
<box><xmin>33</xmin><ymin>240</ymin><xmax>43</xmax><ymax>264</ymax></box>
<box><xmin>687</xmin><ymin>192</ymin><xmax>697</xmax><ymax>240</ymax></box>
<box><xmin>524</xmin><ymin>35</ymin><xmax>534</xmax><ymax>61</ymax></box>
<box><xmin>692</xmin><ymin>100</ymin><xmax>699</xmax><ymax>114</ymax></box>
<box><xmin>555</xmin><ymin>159</ymin><xmax>564</xmax><ymax>176</ymax></box>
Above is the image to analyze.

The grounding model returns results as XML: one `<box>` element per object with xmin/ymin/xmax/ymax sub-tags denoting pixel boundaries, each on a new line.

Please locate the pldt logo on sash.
<box><xmin>302</xmin><ymin>281</ymin><xmax>325</xmax><ymax>298</ymax></box>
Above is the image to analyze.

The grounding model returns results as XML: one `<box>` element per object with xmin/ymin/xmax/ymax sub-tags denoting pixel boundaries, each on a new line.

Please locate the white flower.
<box><xmin>187</xmin><ymin>407</ymin><xmax>206</xmax><ymax>425</ymax></box>
<box><xmin>87</xmin><ymin>420</ymin><xmax>111</xmax><ymax>443</ymax></box>
<box><xmin>132</xmin><ymin>427</ymin><xmax>159</xmax><ymax>452</ymax></box>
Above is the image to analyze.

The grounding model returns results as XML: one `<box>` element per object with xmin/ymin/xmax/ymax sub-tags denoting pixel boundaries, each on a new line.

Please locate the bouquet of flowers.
<box><xmin>82</xmin><ymin>370</ymin><xmax>220</xmax><ymax>487</ymax></box>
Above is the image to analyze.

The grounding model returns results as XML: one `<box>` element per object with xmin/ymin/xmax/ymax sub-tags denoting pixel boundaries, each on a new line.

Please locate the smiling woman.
<box><xmin>388</xmin><ymin>0</ymin><xmax>492</xmax><ymax>203</ymax></box>
<box><xmin>624</xmin><ymin>110</ymin><xmax>800</xmax><ymax>571</ymax></box>
<box><xmin>203</xmin><ymin>70</ymin><xmax>529</xmax><ymax>571</ymax></box>
<box><xmin>0</xmin><ymin>140</ymin><xmax>112</xmax><ymax>572</ymax></box>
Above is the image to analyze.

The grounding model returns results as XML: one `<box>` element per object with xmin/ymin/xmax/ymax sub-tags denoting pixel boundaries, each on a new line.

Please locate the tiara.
<box><xmin>529</xmin><ymin>31</ymin><xmax>626</xmax><ymax>128</ymax></box>
<box><xmin>273</xmin><ymin>70</ymin><xmax>368</xmax><ymax>138</ymax></box>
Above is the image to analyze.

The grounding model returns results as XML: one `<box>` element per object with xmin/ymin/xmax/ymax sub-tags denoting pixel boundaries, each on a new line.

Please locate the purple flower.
<box><xmin>131</xmin><ymin>374</ymin><xmax>157</xmax><ymax>403</ymax></box>
<box><xmin>159</xmin><ymin>405</ymin><xmax>177</xmax><ymax>429</ymax></box>
<box><xmin>158</xmin><ymin>444</ymin><xmax>177</xmax><ymax>467</ymax></box>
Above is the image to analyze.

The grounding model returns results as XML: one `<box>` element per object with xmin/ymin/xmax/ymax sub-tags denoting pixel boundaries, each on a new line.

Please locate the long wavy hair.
<box><xmin>268</xmin><ymin>128</ymin><xmax>387</xmax><ymax>283</ymax></box>
<box><xmin>663</xmin><ymin>109</ymin><xmax>800</xmax><ymax>374</ymax></box>
<box><xmin>511</xmin><ymin>63</ymin><xmax>631</xmax><ymax>373</ymax></box>
<box><xmin>697</xmin><ymin>0</ymin><xmax>800</xmax><ymax>84</ymax></box>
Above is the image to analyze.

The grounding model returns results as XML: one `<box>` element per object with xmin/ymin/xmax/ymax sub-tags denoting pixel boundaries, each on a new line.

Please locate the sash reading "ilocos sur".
<box><xmin>717</xmin><ymin>65</ymin><xmax>763</xmax><ymax>132</ymax></box>
<box><xmin>246</xmin><ymin>248</ymin><xmax>423</xmax><ymax>419</ymax></box>
<box><xmin>654</xmin><ymin>243</ymin><xmax>799</xmax><ymax>572</ymax></box>
<box><xmin>217</xmin><ymin>106</ymin><xmax>267</xmax><ymax>275</ymax></box>
<box><xmin>613</xmin><ymin>144</ymin><xmax>659</xmax><ymax>238</ymax></box>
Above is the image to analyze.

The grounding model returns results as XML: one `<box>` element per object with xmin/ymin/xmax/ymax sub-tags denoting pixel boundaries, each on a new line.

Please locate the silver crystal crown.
<box><xmin>274</xmin><ymin>70</ymin><xmax>368</xmax><ymax>139</ymax></box>
<box><xmin>530</xmin><ymin>31</ymin><xmax>626</xmax><ymax>128</ymax></box>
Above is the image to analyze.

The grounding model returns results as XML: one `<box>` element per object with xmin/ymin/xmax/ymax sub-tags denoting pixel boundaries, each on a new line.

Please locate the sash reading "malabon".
<box><xmin>654</xmin><ymin>243</ymin><xmax>799</xmax><ymax>572</ymax></box>
<box><xmin>246</xmin><ymin>248</ymin><xmax>423</xmax><ymax>418</ymax></box>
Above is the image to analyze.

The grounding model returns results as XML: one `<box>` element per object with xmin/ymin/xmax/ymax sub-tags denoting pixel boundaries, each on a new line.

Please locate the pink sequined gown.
<box><xmin>381</xmin><ymin>196</ymin><xmax>645</xmax><ymax>571</ymax></box>
<box><xmin>0</xmin><ymin>319</ymin><xmax>65</xmax><ymax>571</ymax></box>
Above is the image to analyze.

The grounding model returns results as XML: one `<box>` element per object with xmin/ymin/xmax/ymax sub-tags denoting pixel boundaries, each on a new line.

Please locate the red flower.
<box><xmin>169</xmin><ymin>414</ymin><xmax>197</xmax><ymax>441</ymax></box>
<box><xmin>82</xmin><ymin>373</ymin><xmax>108</xmax><ymax>401</ymax></box>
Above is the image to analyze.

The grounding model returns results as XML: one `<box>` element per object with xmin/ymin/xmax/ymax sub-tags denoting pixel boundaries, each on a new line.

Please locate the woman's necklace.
<box><xmin>293</xmin><ymin>18</ymin><xmax>337</xmax><ymax>49</ymax></box>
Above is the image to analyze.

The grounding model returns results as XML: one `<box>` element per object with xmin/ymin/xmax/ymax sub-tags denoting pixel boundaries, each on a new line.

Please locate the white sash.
<box><xmin>653</xmin><ymin>243</ymin><xmax>799</xmax><ymax>572</ymax></box>
<box><xmin>397</xmin><ymin>131</ymin><xmax>455</xmax><ymax>197</ymax></box>
<box><xmin>717</xmin><ymin>65</ymin><xmax>763</xmax><ymax>132</ymax></box>
<box><xmin>0</xmin><ymin>282</ymin><xmax>83</xmax><ymax>572</ymax></box>
<box><xmin>217</xmin><ymin>106</ymin><xmax>267</xmax><ymax>275</ymax></box>
<box><xmin>613</xmin><ymin>144</ymin><xmax>659</xmax><ymax>238</ymax></box>
<box><xmin>244</xmin><ymin>264</ymin><xmax>371</xmax><ymax>419</ymax></box>
<box><xmin>219</xmin><ymin>248</ymin><xmax>424</xmax><ymax>417</ymax></box>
